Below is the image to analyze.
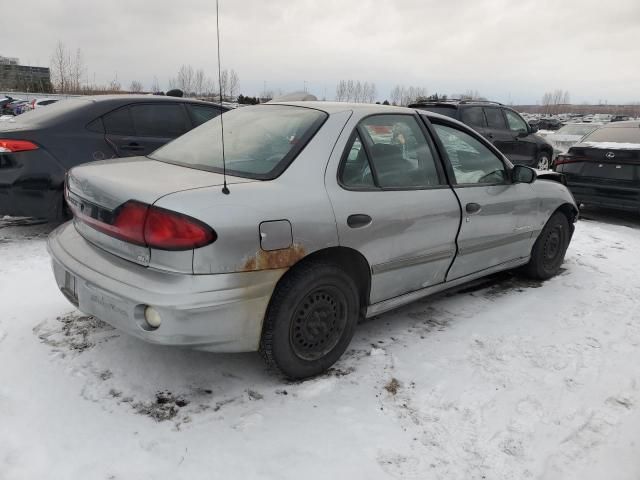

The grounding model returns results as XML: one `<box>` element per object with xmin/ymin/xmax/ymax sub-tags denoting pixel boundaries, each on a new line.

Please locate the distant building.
<box><xmin>0</xmin><ymin>56</ymin><xmax>52</xmax><ymax>92</ymax></box>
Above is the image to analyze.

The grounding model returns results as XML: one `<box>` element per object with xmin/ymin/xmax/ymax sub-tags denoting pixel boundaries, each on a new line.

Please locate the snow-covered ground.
<box><xmin>1</xmin><ymin>213</ymin><xmax>640</xmax><ymax>479</ymax></box>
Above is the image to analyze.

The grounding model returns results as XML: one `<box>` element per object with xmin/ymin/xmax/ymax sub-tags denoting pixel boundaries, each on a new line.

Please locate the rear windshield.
<box><xmin>556</xmin><ymin>124</ymin><xmax>599</xmax><ymax>136</ymax></box>
<box><xmin>150</xmin><ymin>104</ymin><xmax>327</xmax><ymax>180</ymax></box>
<box><xmin>582</xmin><ymin>125</ymin><xmax>640</xmax><ymax>143</ymax></box>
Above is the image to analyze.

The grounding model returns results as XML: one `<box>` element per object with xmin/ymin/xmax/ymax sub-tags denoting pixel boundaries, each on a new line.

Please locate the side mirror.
<box><xmin>529</xmin><ymin>124</ymin><xmax>538</xmax><ymax>133</ymax></box>
<box><xmin>517</xmin><ymin>129</ymin><xmax>528</xmax><ymax>138</ymax></box>
<box><xmin>512</xmin><ymin>165</ymin><xmax>537</xmax><ymax>184</ymax></box>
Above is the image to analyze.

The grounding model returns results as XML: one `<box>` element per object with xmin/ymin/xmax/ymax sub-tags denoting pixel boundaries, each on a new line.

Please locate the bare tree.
<box><xmin>390</xmin><ymin>85</ymin><xmax>428</xmax><ymax>106</ymax></box>
<box><xmin>50</xmin><ymin>41</ymin><xmax>71</xmax><ymax>93</ymax></box>
<box><xmin>193</xmin><ymin>69</ymin><xmax>205</xmax><ymax>97</ymax></box>
<box><xmin>129</xmin><ymin>80</ymin><xmax>144</xmax><ymax>93</ymax></box>
<box><xmin>150</xmin><ymin>76</ymin><xmax>160</xmax><ymax>93</ymax></box>
<box><xmin>228</xmin><ymin>69</ymin><xmax>239</xmax><ymax>99</ymax></box>
<box><xmin>335</xmin><ymin>80</ymin><xmax>347</xmax><ymax>101</ymax></box>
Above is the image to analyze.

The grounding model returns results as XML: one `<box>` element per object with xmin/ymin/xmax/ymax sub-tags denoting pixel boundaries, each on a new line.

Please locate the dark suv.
<box><xmin>410</xmin><ymin>100</ymin><xmax>554</xmax><ymax>170</ymax></box>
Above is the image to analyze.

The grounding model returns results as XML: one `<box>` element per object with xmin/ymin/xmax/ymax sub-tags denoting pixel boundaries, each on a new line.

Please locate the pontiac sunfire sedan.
<box><xmin>48</xmin><ymin>102</ymin><xmax>577</xmax><ymax>378</ymax></box>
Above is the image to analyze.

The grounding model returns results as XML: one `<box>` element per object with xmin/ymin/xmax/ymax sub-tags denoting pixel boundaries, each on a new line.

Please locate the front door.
<box><xmin>428</xmin><ymin>120</ymin><xmax>539</xmax><ymax>280</ymax></box>
<box><xmin>326</xmin><ymin>114</ymin><xmax>461</xmax><ymax>304</ymax></box>
<box><xmin>503</xmin><ymin>108</ymin><xmax>538</xmax><ymax>165</ymax></box>
<box><xmin>483</xmin><ymin>107</ymin><xmax>513</xmax><ymax>157</ymax></box>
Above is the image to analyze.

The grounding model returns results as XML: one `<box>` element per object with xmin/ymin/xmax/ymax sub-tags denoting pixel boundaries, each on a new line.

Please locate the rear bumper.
<box><xmin>47</xmin><ymin>222</ymin><xmax>286</xmax><ymax>352</ymax></box>
<box><xmin>569</xmin><ymin>183</ymin><xmax>640</xmax><ymax>212</ymax></box>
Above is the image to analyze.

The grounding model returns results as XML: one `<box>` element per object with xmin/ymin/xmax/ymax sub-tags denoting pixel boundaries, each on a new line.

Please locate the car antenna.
<box><xmin>216</xmin><ymin>0</ymin><xmax>230</xmax><ymax>195</ymax></box>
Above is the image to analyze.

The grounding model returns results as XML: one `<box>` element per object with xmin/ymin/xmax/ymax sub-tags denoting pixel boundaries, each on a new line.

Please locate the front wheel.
<box><xmin>260</xmin><ymin>261</ymin><xmax>360</xmax><ymax>379</ymax></box>
<box><xmin>524</xmin><ymin>212</ymin><xmax>570</xmax><ymax>280</ymax></box>
<box><xmin>536</xmin><ymin>152</ymin><xmax>550</xmax><ymax>170</ymax></box>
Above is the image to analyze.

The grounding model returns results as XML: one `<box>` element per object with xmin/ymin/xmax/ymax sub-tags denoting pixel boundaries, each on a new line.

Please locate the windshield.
<box><xmin>582</xmin><ymin>125</ymin><xmax>640</xmax><ymax>143</ymax></box>
<box><xmin>150</xmin><ymin>104</ymin><xmax>327</xmax><ymax>180</ymax></box>
<box><xmin>556</xmin><ymin>124</ymin><xmax>599</xmax><ymax>136</ymax></box>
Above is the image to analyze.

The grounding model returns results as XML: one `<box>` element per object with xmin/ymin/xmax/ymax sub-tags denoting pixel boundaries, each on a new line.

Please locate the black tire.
<box><xmin>260</xmin><ymin>261</ymin><xmax>360</xmax><ymax>380</ymax></box>
<box><xmin>536</xmin><ymin>152</ymin><xmax>551</xmax><ymax>170</ymax></box>
<box><xmin>524</xmin><ymin>212</ymin><xmax>570</xmax><ymax>280</ymax></box>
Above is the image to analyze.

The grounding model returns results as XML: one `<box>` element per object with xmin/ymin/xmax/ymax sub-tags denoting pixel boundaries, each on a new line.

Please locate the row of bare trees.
<box><xmin>335</xmin><ymin>80</ymin><xmax>377</xmax><ymax>103</ymax></box>
<box><xmin>389</xmin><ymin>85</ymin><xmax>428</xmax><ymax>106</ymax></box>
<box><xmin>167</xmin><ymin>65</ymin><xmax>239</xmax><ymax>99</ymax></box>
<box><xmin>541</xmin><ymin>89</ymin><xmax>571</xmax><ymax>114</ymax></box>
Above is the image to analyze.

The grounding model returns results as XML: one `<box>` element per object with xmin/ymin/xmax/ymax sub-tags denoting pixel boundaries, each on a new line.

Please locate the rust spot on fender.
<box><xmin>242</xmin><ymin>244</ymin><xmax>306</xmax><ymax>271</ymax></box>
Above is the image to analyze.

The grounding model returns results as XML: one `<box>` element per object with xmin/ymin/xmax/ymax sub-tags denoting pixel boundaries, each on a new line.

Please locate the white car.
<box><xmin>546</xmin><ymin>123</ymin><xmax>603</xmax><ymax>158</ymax></box>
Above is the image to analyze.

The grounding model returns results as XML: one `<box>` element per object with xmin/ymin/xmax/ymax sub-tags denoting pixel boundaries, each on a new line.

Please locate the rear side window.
<box><xmin>188</xmin><ymin>104</ymin><xmax>223</xmax><ymax>127</ymax></box>
<box><xmin>461</xmin><ymin>107</ymin><xmax>486</xmax><ymax>128</ymax></box>
<box><xmin>340</xmin><ymin>133</ymin><xmax>374</xmax><ymax>188</ymax></box>
<box><xmin>103</xmin><ymin>107</ymin><xmax>135</xmax><ymax>135</ymax></box>
<box><xmin>340</xmin><ymin>115</ymin><xmax>442</xmax><ymax>189</ymax></box>
<box><xmin>484</xmin><ymin>108</ymin><xmax>506</xmax><ymax>129</ymax></box>
<box><xmin>129</xmin><ymin>104</ymin><xmax>189</xmax><ymax>137</ymax></box>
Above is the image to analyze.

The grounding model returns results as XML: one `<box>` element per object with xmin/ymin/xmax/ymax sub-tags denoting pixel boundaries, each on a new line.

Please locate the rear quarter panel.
<box><xmin>154</xmin><ymin>110</ymin><xmax>354</xmax><ymax>274</ymax></box>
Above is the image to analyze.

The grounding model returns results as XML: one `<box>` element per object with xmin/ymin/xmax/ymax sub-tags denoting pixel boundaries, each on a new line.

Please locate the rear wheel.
<box><xmin>260</xmin><ymin>261</ymin><xmax>360</xmax><ymax>379</ymax></box>
<box><xmin>524</xmin><ymin>212</ymin><xmax>570</xmax><ymax>280</ymax></box>
<box><xmin>536</xmin><ymin>152</ymin><xmax>550</xmax><ymax>170</ymax></box>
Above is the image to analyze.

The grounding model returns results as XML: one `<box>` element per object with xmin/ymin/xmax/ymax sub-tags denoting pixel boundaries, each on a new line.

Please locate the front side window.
<box><xmin>484</xmin><ymin>107</ymin><xmax>507</xmax><ymax>129</ymax></box>
<box><xmin>349</xmin><ymin>115</ymin><xmax>441</xmax><ymax>188</ymax></box>
<box><xmin>504</xmin><ymin>110</ymin><xmax>528</xmax><ymax>132</ymax></box>
<box><xmin>150</xmin><ymin>105</ymin><xmax>327</xmax><ymax>180</ymax></box>
<box><xmin>433</xmin><ymin>123</ymin><xmax>507</xmax><ymax>185</ymax></box>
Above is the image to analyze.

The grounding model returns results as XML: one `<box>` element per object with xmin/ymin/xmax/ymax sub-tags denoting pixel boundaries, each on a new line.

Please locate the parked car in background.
<box><xmin>0</xmin><ymin>95</ymin><xmax>228</xmax><ymax>219</ymax></box>
<box><xmin>555</xmin><ymin>120</ymin><xmax>640</xmax><ymax>213</ymax></box>
<box><xmin>31</xmin><ymin>98</ymin><xmax>59</xmax><ymax>109</ymax></box>
<box><xmin>410</xmin><ymin>100</ymin><xmax>554</xmax><ymax>169</ymax></box>
<box><xmin>546</xmin><ymin>122</ymin><xmax>603</xmax><ymax>161</ymax></box>
<box><xmin>0</xmin><ymin>96</ymin><xmax>15</xmax><ymax>110</ymax></box>
<box><xmin>2</xmin><ymin>99</ymin><xmax>28</xmax><ymax>115</ymax></box>
<box><xmin>532</xmin><ymin>117</ymin><xmax>564</xmax><ymax>131</ymax></box>
<box><xmin>48</xmin><ymin>102</ymin><xmax>577</xmax><ymax>379</ymax></box>
<box><xmin>611</xmin><ymin>115</ymin><xmax>631</xmax><ymax>122</ymax></box>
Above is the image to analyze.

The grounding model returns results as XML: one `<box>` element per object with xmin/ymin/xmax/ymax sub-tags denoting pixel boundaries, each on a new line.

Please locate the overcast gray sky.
<box><xmin>4</xmin><ymin>0</ymin><xmax>639</xmax><ymax>104</ymax></box>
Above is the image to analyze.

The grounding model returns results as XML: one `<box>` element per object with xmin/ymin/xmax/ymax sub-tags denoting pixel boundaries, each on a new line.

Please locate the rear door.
<box><xmin>103</xmin><ymin>103</ymin><xmax>191</xmax><ymax>157</ymax></box>
<box><xmin>326</xmin><ymin>113</ymin><xmax>461</xmax><ymax>303</ymax></box>
<box><xmin>460</xmin><ymin>106</ymin><xmax>487</xmax><ymax>135</ymax></box>
<box><xmin>483</xmin><ymin>107</ymin><xmax>513</xmax><ymax>157</ymax></box>
<box><xmin>426</xmin><ymin>118</ymin><xmax>539</xmax><ymax>280</ymax></box>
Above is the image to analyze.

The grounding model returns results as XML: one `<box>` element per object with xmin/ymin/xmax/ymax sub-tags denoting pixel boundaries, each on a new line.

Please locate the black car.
<box><xmin>0</xmin><ymin>95</ymin><xmax>227</xmax><ymax>219</ymax></box>
<box><xmin>555</xmin><ymin>120</ymin><xmax>640</xmax><ymax>213</ymax></box>
<box><xmin>532</xmin><ymin>117</ymin><xmax>564</xmax><ymax>131</ymax></box>
<box><xmin>410</xmin><ymin>100</ymin><xmax>554</xmax><ymax>170</ymax></box>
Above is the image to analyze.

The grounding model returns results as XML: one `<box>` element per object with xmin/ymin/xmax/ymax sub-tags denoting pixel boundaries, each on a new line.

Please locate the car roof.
<box><xmin>78</xmin><ymin>94</ymin><xmax>222</xmax><ymax>106</ymax></box>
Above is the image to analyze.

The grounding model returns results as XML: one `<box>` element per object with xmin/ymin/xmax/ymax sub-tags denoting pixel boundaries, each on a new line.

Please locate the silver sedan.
<box><xmin>48</xmin><ymin>102</ymin><xmax>577</xmax><ymax>378</ymax></box>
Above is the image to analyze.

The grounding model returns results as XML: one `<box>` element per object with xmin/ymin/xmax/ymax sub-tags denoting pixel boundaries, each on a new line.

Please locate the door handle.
<box><xmin>347</xmin><ymin>214</ymin><xmax>372</xmax><ymax>228</ymax></box>
<box><xmin>466</xmin><ymin>203</ymin><xmax>482</xmax><ymax>214</ymax></box>
<box><xmin>120</xmin><ymin>143</ymin><xmax>145</xmax><ymax>151</ymax></box>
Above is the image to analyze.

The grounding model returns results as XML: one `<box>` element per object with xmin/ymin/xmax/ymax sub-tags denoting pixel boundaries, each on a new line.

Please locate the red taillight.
<box><xmin>555</xmin><ymin>155</ymin><xmax>584</xmax><ymax>166</ymax></box>
<box><xmin>70</xmin><ymin>199</ymin><xmax>216</xmax><ymax>251</ymax></box>
<box><xmin>144</xmin><ymin>205</ymin><xmax>216</xmax><ymax>250</ymax></box>
<box><xmin>0</xmin><ymin>139</ymin><xmax>39</xmax><ymax>153</ymax></box>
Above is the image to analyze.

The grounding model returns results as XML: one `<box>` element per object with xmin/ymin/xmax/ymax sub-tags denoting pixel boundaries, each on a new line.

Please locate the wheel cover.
<box><xmin>542</xmin><ymin>224</ymin><xmax>564</xmax><ymax>268</ymax></box>
<box><xmin>538</xmin><ymin>155</ymin><xmax>550</xmax><ymax>170</ymax></box>
<box><xmin>290</xmin><ymin>286</ymin><xmax>348</xmax><ymax>361</ymax></box>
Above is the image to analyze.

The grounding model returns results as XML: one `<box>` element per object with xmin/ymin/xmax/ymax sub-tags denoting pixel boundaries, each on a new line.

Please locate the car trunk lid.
<box><xmin>67</xmin><ymin>156</ymin><xmax>255</xmax><ymax>271</ymax></box>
